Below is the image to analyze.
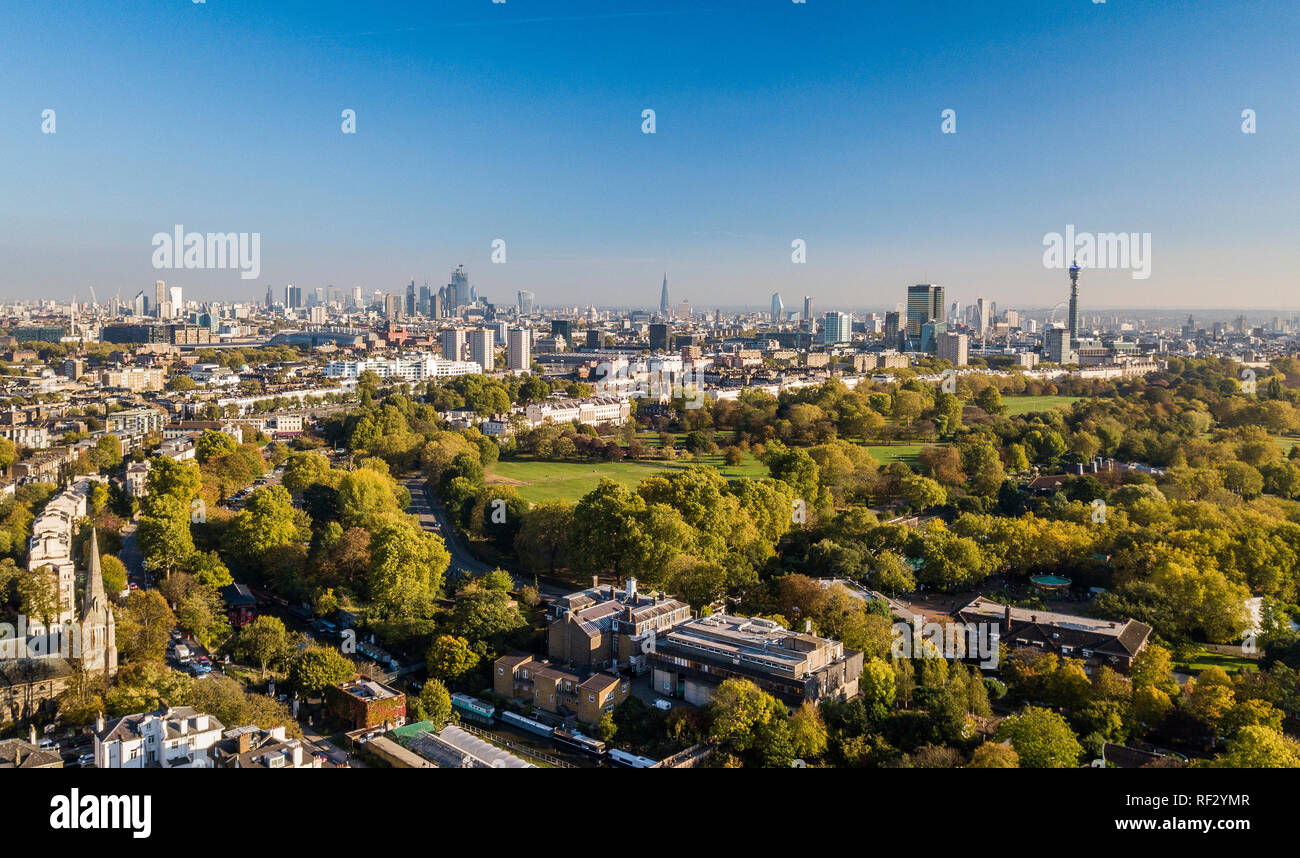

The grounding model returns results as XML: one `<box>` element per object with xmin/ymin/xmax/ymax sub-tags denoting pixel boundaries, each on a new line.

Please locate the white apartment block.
<box><xmin>323</xmin><ymin>353</ymin><xmax>481</xmax><ymax>382</ymax></box>
<box><xmin>524</xmin><ymin>396</ymin><xmax>631</xmax><ymax>428</ymax></box>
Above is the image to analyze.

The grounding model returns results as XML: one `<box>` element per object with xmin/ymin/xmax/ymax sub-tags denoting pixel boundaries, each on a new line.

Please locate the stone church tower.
<box><xmin>79</xmin><ymin>529</ymin><xmax>117</xmax><ymax>678</ymax></box>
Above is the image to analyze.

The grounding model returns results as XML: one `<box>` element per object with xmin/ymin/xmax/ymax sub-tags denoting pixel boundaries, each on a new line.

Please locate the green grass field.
<box><xmin>488</xmin><ymin>454</ymin><xmax>770</xmax><ymax>504</ymax></box>
<box><xmin>1002</xmin><ymin>394</ymin><xmax>1083</xmax><ymax>416</ymax></box>
<box><xmin>864</xmin><ymin>444</ymin><xmax>926</xmax><ymax>466</ymax></box>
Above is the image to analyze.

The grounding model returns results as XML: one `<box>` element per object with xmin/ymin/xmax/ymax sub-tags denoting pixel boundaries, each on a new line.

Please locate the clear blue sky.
<box><xmin>2</xmin><ymin>0</ymin><xmax>1296</xmax><ymax>311</ymax></box>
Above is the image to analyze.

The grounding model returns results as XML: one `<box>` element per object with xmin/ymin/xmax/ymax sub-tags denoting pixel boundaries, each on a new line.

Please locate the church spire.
<box><xmin>83</xmin><ymin>527</ymin><xmax>106</xmax><ymax>615</ymax></box>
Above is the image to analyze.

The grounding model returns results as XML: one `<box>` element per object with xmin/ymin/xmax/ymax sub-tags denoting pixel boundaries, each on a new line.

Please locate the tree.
<box><xmin>448</xmin><ymin>587</ymin><xmax>524</xmax><ymax>643</ymax></box>
<box><xmin>195</xmin><ymin>429</ymin><xmax>239</xmax><ymax>464</ymax></box>
<box><xmin>900</xmin><ymin>473</ymin><xmax>947</xmax><ymax>511</ymax></box>
<box><xmin>289</xmin><ymin>645</ymin><xmax>355</xmax><ymax>695</ymax></box>
<box><xmin>90</xmin><ymin>434</ymin><xmax>124</xmax><ymax>471</ymax></box>
<box><xmin>1207</xmin><ymin>725</ymin><xmax>1300</xmax><ymax>768</ymax></box>
<box><xmin>426</xmin><ymin>634</ymin><xmax>480</xmax><ymax>684</ymax></box>
<box><xmin>967</xmin><ymin>742</ymin><xmax>1019</xmax><ymax>768</ymax></box>
<box><xmin>514</xmin><ymin>501</ymin><xmax>573</xmax><ymax>574</ymax></box>
<box><xmin>99</xmin><ymin>554</ymin><xmax>128</xmax><ymax>596</ymax></box>
<box><xmin>235</xmin><ymin>616</ymin><xmax>291</xmax><ymax>678</ymax></box>
<box><xmin>283</xmin><ymin>451</ymin><xmax>335</xmax><ymax>494</ymax></box>
<box><xmin>115</xmin><ymin>589</ymin><xmax>177</xmax><ymax>663</ymax></box>
<box><xmin>336</xmin><ymin>468</ymin><xmax>402</xmax><ymax>530</ymax></box>
<box><xmin>789</xmin><ymin>702</ymin><xmax>828</xmax><ymax>760</ymax></box>
<box><xmin>708</xmin><ymin>679</ymin><xmax>794</xmax><ymax>768</ymax></box>
<box><xmin>145</xmin><ymin>457</ymin><xmax>202</xmax><ymax>502</ymax></box>
<box><xmin>995</xmin><ymin>706</ymin><xmax>1083</xmax><ymax>768</ymax></box>
<box><xmin>367</xmin><ymin>521</ymin><xmax>450</xmax><ymax>619</ymax></box>
<box><xmin>137</xmin><ymin>494</ymin><xmax>195</xmax><ymax>578</ymax></box>
<box><xmin>225</xmin><ymin>485</ymin><xmax>302</xmax><ymax>571</ymax></box>
<box><xmin>420</xmin><ymin>679</ymin><xmax>453</xmax><ymax>731</ymax></box>
<box><xmin>594</xmin><ymin>711</ymin><xmax>618</xmax><ymax>743</ymax></box>
<box><xmin>974</xmin><ymin>385</ymin><xmax>1004</xmax><ymax>415</ymax></box>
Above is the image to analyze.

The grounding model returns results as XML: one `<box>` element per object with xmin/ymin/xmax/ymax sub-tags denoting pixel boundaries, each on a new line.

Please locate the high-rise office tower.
<box><xmin>585</xmin><ymin>329</ymin><xmax>601</xmax><ymax>349</ymax></box>
<box><xmin>976</xmin><ymin>297</ymin><xmax>990</xmax><ymax>339</ymax></box>
<box><xmin>449</xmin><ymin>265</ymin><xmax>470</xmax><ymax>309</ymax></box>
<box><xmin>133</xmin><ymin>290</ymin><xmax>148</xmax><ymax>317</ymax></box>
<box><xmin>469</xmin><ymin>328</ymin><xmax>494</xmax><ymax>372</ymax></box>
<box><xmin>442</xmin><ymin>328</ymin><xmax>467</xmax><ymax>362</ymax></box>
<box><xmin>802</xmin><ymin>296</ymin><xmax>813</xmax><ymax>321</ymax></box>
<box><xmin>551</xmin><ymin>319</ymin><xmax>574</xmax><ymax>342</ymax></box>
<box><xmin>265</xmin><ymin>286</ymin><xmax>274</xmax><ymax>309</ymax></box>
<box><xmin>1046</xmin><ymin>325</ymin><xmax>1074</xmax><ymax>364</ymax></box>
<box><xmin>649</xmin><ymin>323</ymin><xmax>669</xmax><ymax>352</ymax></box>
<box><xmin>1067</xmin><ymin>261</ymin><xmax>1081</xmax><ymax>348</ymax></box>
<box><xmin>906</xmin><ymin>284</ymin><xmax>945</xmax><ymax>338</ymax></box>
<box><xmin>659</xmin><ymin>274</ymin><xmax>670</xmax><ymax>317</ymax></box>
<box><xmin>383</xmin><ymin>293</ymin><xmax>402</xmax><ymax>320</ymax></box>
<box><xmin>169</xmin><ymin>286</ymin><xmax>183</xmax><ymax>317</ymax></box>
<box><xmin>406</xmin><ymin>281</ymin><xmax>417</xmax><ymax>317</ymax></box>
<box><xmin>351</xmin><ymin>285</ymin><xmax>363</xmax><ymax>307</ymax></box>
<box><xmin>284</xmin><ymin>285</ymin><xmax>302</xmax><ymax>309</ymax></box>
<box><xmin>155</xmin><ymin>280</ymin><xmax>167</xmax><ymax>316</ymax></box>
<box><xmin>884</xmin><ymin>311</ymin><xmax>901</xmax><ymax>345</ymax></box>
<box><xmin>823</xmin><ymin>311</ymin><xmax>852</xmax><ymax>346</ymax></box>
<box><xmin>517</xmin><ymin>290</ymin><xmax>535</xmax><ymax>315</ymax></box>
<box><xmin>771</xmin><ymin>292</ymin><xmax>784</xmax><ymax>323</ymax></box>
<box><xmin>508</xmin><ymin>328</ymin><xmax>532</xmax><ymax>372</ymax></box>
<box><xmin>419</xmin><ymin>284</ymin><xmax>432</xmax><ymax>316</ymax></box>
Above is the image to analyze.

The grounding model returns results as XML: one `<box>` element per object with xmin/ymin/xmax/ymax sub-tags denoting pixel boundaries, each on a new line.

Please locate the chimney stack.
<box><xmin>1004</xmin><ymin>605</ymin><xmax>1011</xmax><ymax>626</ymax></box>
<box><xmin>626</xmin><ymin>577</ymin><xmax>637</xmax><ymax>602</ymax></box>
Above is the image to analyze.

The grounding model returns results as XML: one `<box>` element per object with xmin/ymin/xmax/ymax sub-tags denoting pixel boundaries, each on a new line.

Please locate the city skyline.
<box><xmin>2</xmin><ymin>0</ymin><xmax>1296</xmax><ymax>309</ymax></box>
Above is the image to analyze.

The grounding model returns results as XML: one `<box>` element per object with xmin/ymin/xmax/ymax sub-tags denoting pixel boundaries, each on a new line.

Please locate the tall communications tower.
<box><xmin>1067</xmin><ymin>260</ymin><xmax>1081</xmax><ymax>348</ymax></box>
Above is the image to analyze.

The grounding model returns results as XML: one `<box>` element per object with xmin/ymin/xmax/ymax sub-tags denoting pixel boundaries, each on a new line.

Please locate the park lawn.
<box><xmin>864</xmin><ymin>444</ymin><xmax>926</xmax><ymax>466</ymax></box>
<box><xmin>1279</xmin><ymin>435</ymin><xmax>1300</xmax><ymax>453</ymax></box>
<box><xmin>1177</xmin><ymin>649</ymin><xmax>1257</xmax><ymax>675</ymax></box>
<box><xmin>1002</xmin><ymin>394</ymin><xmax>1083</xmax><ymax>416</ymax></box>
<box><xmin>488</xmin><ymin>453</ymin><xmax>769</xmax><ymax>504</ymax></box>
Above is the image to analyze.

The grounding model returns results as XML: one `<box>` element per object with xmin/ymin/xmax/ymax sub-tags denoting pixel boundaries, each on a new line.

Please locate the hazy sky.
<box><xmin>2</xmin><ymin>0</ymin><xmax>1296</xmax><ymax>311</ymax></box>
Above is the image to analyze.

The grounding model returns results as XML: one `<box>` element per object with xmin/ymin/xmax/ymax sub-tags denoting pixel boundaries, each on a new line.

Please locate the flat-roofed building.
<box><xmin>649</xmin><ymin>613</ymin><xmax>864</xmax><ymax>708</ymax></box>
<box><xmin>326</xmin><ymin>675</ymin><xmax>407</xmax><ymax>730</ymax></box>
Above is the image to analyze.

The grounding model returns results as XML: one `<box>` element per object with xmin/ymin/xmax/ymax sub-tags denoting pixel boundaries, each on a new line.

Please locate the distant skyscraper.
<box><xmin>406</xmin><ymin>281</ymin><xmax>417</xmax><ymax>316</ymax></box>
<box><xmin>659</xmin><ymin>274</ymin><xmax>670</xmax><ymax>316</ymax></box>
<box><xmin>154</xmin><ymin>280</ymin><xmax>167</xmax><ymax>316</ymax></box>
<box><xmin>976</xmin><ymin>297</ymin><xmax>990</xmax><ymax>339</ymax></box>
<box><xmin>649</xmin><ymin>323</ymin><xmax>669</xmax><ymax>352</ymax></box>
<box><xmin>802</xmin><ymin>296</ymin><xmax>813</xmax><ymax>321</ymax></box>
<box><xmin>823</xmin><ymin>311</ymin><xmax>852</xmax><ymax>346</ymax></box>
<box><xmin>351</xmin><ymin>285</ymin><xmax>363</xmax><ymax>307</ymax></box>
<box><xmin>517</xmin><ymin>290</ymin><xmax>535</xmax><ymax>315</ymax></box>
<box><xmin>469</xmin><ymin>328</ymin><xmax>495</xmax><ymax>372</ymax></box>
<box><xmin>884</xmin><ymin>311</ymin><xmax>901</xmax><ymax>346</ymax></box>
<box><xmin>771</xmin><ymin>292</ymin><xmax>784</xmax><ymax>323</ymax></box>
<box><xmin>449</xmin><ymin>265</ymin><xmax>470</xmax><ymax>309</ymax></box>
<box><xmin>906</xmin><ymin>284</ymin><xmax>945</xmax><ymax>339</ymax></box>
<box><xmin>169</xmin><ymin>286</ymin><xmax>183</xmax><ymax>317</ymax></box>
<box><xmin>265</xmin><ymin>286</ymin><xmax>274</xmax><ymax>309</ymax></box>
<box><xmin>284</xmin><ymin>285</ymin><xmax>302</xmax><ymax>309</ymax></box>
<box><xmin>1067</xmin><ymin>261</ymin><xmax>1081</xmax><ymax>348</ymax></box>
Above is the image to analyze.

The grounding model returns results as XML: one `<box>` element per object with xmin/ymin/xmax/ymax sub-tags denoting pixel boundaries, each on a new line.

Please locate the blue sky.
<box><xmin>2</xmin><ymin>0</ymin><xmax>1296</xmax><ymax>311</ymax></box>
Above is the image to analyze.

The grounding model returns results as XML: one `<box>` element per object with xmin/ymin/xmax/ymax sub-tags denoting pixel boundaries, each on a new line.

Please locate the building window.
<box><xmin>588</xmin><ymin>694</ymin><xmax>596</xmax><ymax>702</ymax></box>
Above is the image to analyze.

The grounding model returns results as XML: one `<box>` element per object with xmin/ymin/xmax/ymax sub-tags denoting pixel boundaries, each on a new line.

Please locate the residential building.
<box><xmin>937</xmin><ymin>331</ymin><xmax>969</xmax><ymax>366</ymax></box>
<box><xmin>507</xmin><ymin>328</ymin><xmax>532</xmax><ymax>372</ymax></box>
<box><xmin>94</xmin><ymin>706</ymin><xmax>225</xmax><ymax>769</ymax></box>
<box><xmin>493</xmin><ymin>655</ymin><xmax>630</xmax><ymax>726</ymax></box>
<box><xmin>955</xmin><ymin>596</ymin><xmax>1152</xmax><ymax>671</ymax></box>
<box><xmin>326</xmin><ymin>675</ymin><xmax>407</xmax><ymax>730</ymax></box>
<box><xmin>469</xmin><ymin>328</ymin><xmax>495</xmax><ymax>372</ymax></box>
<box><xmin>213</xmin><ymin>725</ymin><xmax>323</xmax><ymax>769</ymax></box>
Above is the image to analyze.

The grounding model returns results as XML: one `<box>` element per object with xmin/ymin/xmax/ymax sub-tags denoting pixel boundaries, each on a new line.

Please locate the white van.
<box><xmin>653</xmin><ymin>698</ymin><xmax>673</xmax><ymax>711</ymax></box>
<box><xmin>174</xmin><ymin>644</ymin><xmax>191</xmax><ymax>662</ymax></box>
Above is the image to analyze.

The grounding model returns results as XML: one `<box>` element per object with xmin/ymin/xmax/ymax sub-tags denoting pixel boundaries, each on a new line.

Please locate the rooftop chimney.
<box><xmin>626</xmin><ymin>577</ymin><xmax>637</xmax><ymax>602</ymax></box>
<box><xmin>1004</xmin><ymin>605</ymin><xmax>1011</xmax><ymax>625</ymax></box>
<box><xmin>592</xmin><ymin>575</ymin><xmax>599</xmax><ymax>589</ymax></box>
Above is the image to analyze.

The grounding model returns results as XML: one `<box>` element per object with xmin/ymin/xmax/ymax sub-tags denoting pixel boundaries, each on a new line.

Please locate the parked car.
<box><xmin>76</xmin><ymin>753</ymin><xmax>95</xmax><ymax>768</ymax></box>
<box><xmin>653</xmin><ymin>698</ymin><xmax>673</xmax><ymax>711</ymax></box>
